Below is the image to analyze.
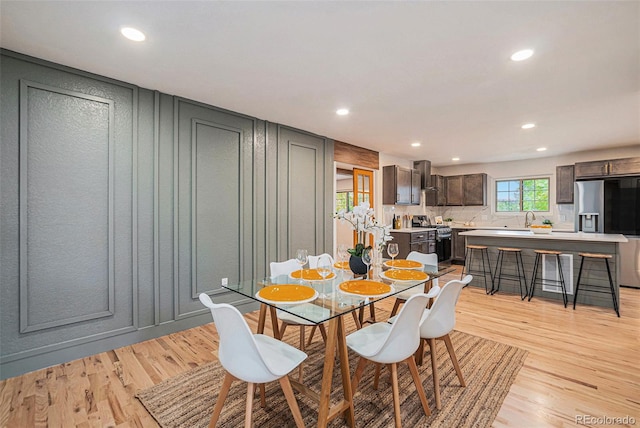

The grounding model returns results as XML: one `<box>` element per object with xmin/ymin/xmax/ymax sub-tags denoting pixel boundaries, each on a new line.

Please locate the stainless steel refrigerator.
<box><xmin>575</xmin><ymin>178</ymin><xmax>640</xmax><ymax>288</ymax></box>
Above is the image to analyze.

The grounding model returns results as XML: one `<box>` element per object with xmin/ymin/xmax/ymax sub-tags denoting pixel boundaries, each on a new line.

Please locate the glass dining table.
<box><xmin>222</xmin><ymin>262</ymin><xmax>454</xmax><ymax>428</ymax></box>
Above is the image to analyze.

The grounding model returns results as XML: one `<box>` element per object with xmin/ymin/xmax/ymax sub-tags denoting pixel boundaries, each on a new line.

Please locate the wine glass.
<box><xmin>337</xmin><ymin>243</ymin><xmax>349</xmax><ymax>270</ymax></box>
<box><xmin>295</xmin><ymin>249</ymin><xmax>308</xmax><ymax>281</ymax></box>
<box><xmin>338</xmin><ymin>244</ymin><xmax>348</xmax><ymax>263</ymax></box>
<box><xmin>317</xmin><ymin>255</ymin><xmax>332</xmax><ymax>280</ymax></box>
<box><xmin>387</xmin><ymin>243</ymin><xmax>399</xmax><ymax>267</ymax></box>
<box><xmin>316</xmin><ymin>255</ymin><xmax>333</xmax><ymax>297</ymax></box>
<box><xmin>361</xmin><ymin>247</ymin><xmax>372</xmax><ymax>279</ymax></box>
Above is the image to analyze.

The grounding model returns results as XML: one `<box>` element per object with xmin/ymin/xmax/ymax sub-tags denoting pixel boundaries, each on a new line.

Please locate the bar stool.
<box><xmin>528</xmin><ymin>249</ymin><xmax>567</xmax><ymax>307</ymax></box>
<box><xmin>573</xmin><ymin>253</ymin><xmax>620</xmax><ymax>317</ymax></box>
<box><xmin>461</xmin><ymin>244</ymin><xmax>493</xmax><ymax>294</ymax></box>
<box><xmin>492</xmin><ymin>247</ymin><xmax>528</xmax><ymax>299</ymax></box>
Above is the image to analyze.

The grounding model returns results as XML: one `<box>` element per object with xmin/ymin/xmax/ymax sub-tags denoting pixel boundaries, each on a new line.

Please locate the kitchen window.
<box><xmin>496</xmin><ymin>178</ymin><xmax>550</xmax><ymax>212</ymax></box>
<box><xmin>335</xmin><ymin>191</ymin><xmax>354</xmax><ymax>212</ymax></box>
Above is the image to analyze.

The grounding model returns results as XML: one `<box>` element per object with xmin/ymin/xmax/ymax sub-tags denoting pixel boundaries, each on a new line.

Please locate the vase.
<box><xmin>349</xmin><ymin>255</ymin><xmax>369</xmax><ymax>276</ymax></box>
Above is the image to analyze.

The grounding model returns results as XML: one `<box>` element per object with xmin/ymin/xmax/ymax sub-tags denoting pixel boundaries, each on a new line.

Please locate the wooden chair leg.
<box><xmin>405</xmin><ymin>356</ymin><xmax>431</xmax><ymax>416</ymax></box>
<box><xmin>279</xmin><ymin>375</ymin><xmax>305</xmax><ymax>428</ymax></box>
<box><xmin>390</xmin><ymin>363</ymin><xmax>402</xmax><ymax>428</ymax></box>
<box><xmin>350</xmin><ymin>357</ymin><xmax>368</xmax><ymax>396</ymax></box>
<box><xmin>244</xmin><ymin>382</ymin><xmax>255</xmax><ymax>428</ymax></box>
<box><xmin>305</xmin><ymin>324</ymin><xmax>328</xmax><ymax>347</ymax></box>
<box><xmin>369</xmin><ymin>302</ymin><xmax>376</xmax><ymax>322</ymax></box>
<box><xmin>442</xmin><ymin>334</ymin><xmax>466</xmax><ymax>387</ymax></box>
<box><xmin>209</xmin><ymin>372</ymin><xmax>234</xmax><ymax>428</ymax></box>
<box><xmin>428</xmin><ymin>338</ymin><xmax>441</xmax><ymax>410</ymax></box>
<box><xmin>298</xmin><ymin>326</ymin><xmax>305</xmax><ymax>382</ymax></box>
<box><xmin>270</xmin><ymin>307</ymin><xmax>281</xmax><ymax>340</ymax></box>
<box><xmin>351</xmin><ymin>311</ymin><xmax>362</xmax><ymax>330</ymax></box>
<box><xmin>373</xmin><ymin>363</ymin><xmax>382</xmax><ymax>390</ymax></box>
<box><xmin>259</xmin><ymin>384</ymin><xmax>266</xmax><ymax>408</ymax></box>
<box><xmin>299</xmin><ymin>326</ymin><xmax>305</xmax><ymax>351</ymax></box>
<box><xmin>390</xmin><ymin>298</ymin><xmax>403</xmax><ymax>317</ymax></box>
<box><xmin>279</xmin><ymin>322</ymin><xmax>288</xmax><ymax>340</ymax></box>
<box><xmin>306</xmin><ymin>325</ymin><xmax>317</xmax><ymax>347</ymax></box>
<box><xmin>318</xmin><ymin>324</ymin><xmax>328</xmax><ymax>342</ymax></box>
<box><xmin>414</xmin><ymin>338</ymin><xmax>425</xmax><ymax>366</ymax></box>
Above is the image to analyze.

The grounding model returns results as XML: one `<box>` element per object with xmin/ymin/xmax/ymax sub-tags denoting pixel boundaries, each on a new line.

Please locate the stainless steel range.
<box><xmin>412</xmin><ymin>216</ymin><xmax>452</xmax><ymax>262</ymax></box>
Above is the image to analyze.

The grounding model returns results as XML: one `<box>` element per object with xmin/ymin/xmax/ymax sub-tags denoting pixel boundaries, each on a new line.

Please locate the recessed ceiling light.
<box><xmin>536</xmin><ymin>147</ymin><xmax>547</xmax><ymax>152</ymax></box>
<box><xmin>452</xmin><ymin>157</ymin><xmax>460</xmax><ymax>161</ymax></box>
<box><xmin>411</xmin><ymin>142</ymin><xmax>421</xmax><ymax>147</ymax></box>
<box><xmin>121</xmin><ymin>27</ymin><xmax>146</xmax><ymax>42</ymax></box>
<box><xmin>521</xmin><ymin>123</ymin><xmax>536</xmax><ymax>129</ymax></box>
<box><xmin>336</xmin><ymin>108</ymin><xmax>349</xmax><ymax>116</ymax></box>
<box><xmin>511</xmin><ymin>49</ymin><xmax>534</xmax><ymax>61</ymax></box>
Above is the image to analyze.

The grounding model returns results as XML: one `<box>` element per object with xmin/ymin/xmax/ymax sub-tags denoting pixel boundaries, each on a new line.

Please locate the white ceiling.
<box><xmin>1</xmin><ymin>1</ymin><xmax>638</xmax><ymax>166</ymax></box>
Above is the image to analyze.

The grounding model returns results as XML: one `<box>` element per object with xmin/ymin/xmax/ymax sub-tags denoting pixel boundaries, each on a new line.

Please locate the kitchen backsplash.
<box><xmin>382</xmin><ymin>191</ymin><xmax>575</xmax><ymax>230</ymax></box>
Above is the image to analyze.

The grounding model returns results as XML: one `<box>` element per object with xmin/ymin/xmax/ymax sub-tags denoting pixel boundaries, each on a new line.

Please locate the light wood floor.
<box><xmin>2</xmin><ymin>267</ymin><xmax>639</xmax><ymax>427</ymax></box>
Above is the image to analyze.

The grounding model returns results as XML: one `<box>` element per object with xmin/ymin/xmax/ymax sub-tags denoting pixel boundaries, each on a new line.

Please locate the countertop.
<box><xmin>459</xmin><ymin>229</ymin><xmax>628</xmax><ymax>243</ymax></box>
<box><xmin>452</xmin><ymin>225</ymin><xmax>575</xmax><ymax>232</ymax></box>
<box><xmin>390</xmin><ymin>226</ymin><xmax>575</xmax><ymax>233</ymax></box>
<box><xmin>390</xmin><ymin>228</ymin><xmax>437</xmax><ymax>233</ymax></box>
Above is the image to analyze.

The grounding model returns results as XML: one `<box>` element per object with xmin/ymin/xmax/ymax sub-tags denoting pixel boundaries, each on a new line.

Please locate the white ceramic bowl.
<box><xmin>530</xmin><ymin>226</ymin><xmax>552</xmax><ymax>234</ymax></box>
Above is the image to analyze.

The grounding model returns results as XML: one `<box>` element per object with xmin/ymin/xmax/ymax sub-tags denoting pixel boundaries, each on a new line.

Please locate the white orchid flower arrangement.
<box><xmin>333</xmin><ymin>202</ymin><xmax>393</xmax><ymax>256</ymax></box>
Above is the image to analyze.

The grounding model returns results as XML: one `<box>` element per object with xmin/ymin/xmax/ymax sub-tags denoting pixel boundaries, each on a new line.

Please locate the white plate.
<box><xmin>337</xmin><ymin>280</ymin><xmax>395</xmax><ymax>298</ymax></box>
<box><xmin>255</xmin><ymin>285</ymin><xmax>319</xmax><ymax>305</ymax></box>
<box><xmin>379</xmin><ymin>270</ymin><xmax>429</xmax><ymax>283</ymax></box>
<box><xmin>382</xmin><ymin>260</ymin><xmax>424</xmax><ymax>270</ymax></box>
<box><xmin>289</xmin><ymin>269</ymin><xmax>336</xmax><ymax>282</ymax></box>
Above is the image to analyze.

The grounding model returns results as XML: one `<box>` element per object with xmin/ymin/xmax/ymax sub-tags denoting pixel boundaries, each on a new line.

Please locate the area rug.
<box><xmin>136</xmin><ymin>311</ymin><xmax>527</xmax><ymax>427</ymax></box>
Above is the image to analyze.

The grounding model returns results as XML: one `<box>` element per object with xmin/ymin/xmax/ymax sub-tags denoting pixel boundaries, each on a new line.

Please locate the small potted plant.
<box><xmin>444</xmin><ymin>217</ymin><xmax>453</xmax><ymax>227</ymax></box>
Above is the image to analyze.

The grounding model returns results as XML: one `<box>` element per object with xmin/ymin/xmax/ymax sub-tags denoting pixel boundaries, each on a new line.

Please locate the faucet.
<box><xmin>524</xmin><ymin>211</ymin><xmax>536</xmax><ymax>228</ymax></box>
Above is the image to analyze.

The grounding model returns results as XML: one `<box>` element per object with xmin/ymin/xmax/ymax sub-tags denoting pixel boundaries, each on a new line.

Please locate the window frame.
<box><xmin>335</xmin><ymin>190</ymin><xmax>354</xmax><ymax>213</ymax></box>
<box><xmin>494</xmin><ymin>176</ymin><xmax>551</xmax><ymax>214</ymax></box>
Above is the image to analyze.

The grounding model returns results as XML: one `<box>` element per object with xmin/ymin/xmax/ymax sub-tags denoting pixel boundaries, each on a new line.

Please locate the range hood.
<box><xmin>413</xmin><ymin>160</ymin><xmax>438</xmax><ymax>190</ymax></box>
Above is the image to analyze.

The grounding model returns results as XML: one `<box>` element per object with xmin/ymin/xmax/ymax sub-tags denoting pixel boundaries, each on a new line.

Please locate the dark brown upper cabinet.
<box><xmin>432</xmin><ymin>173</ymin><xmax>487</xmax><ymax>206</ymax></box>
<box><xmin>383</xmin><ymin>165</ymin><xmax>420</xmax><ymax>205</ymax></box>
<box><xmin>445</xmin><ymin>175</ymin><xmax>463</xmax><ymax>206</ymax></box>
<box><xmin>556</xmin><ymin>165</ymin><xmax>575</xmax><ymax>204</ymax></box>
<box><xmin>463</xmin><ymin>173</ymin><xmax>487</xmax><ymax>206</ymax></box>
<box><xmin>575</xmin><ymin>157</ymin><xmax>640</xmax><ymax>179</ymax></box>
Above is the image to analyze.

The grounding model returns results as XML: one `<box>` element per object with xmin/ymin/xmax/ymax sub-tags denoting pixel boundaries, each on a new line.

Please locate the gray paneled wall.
<box><xmin>0</xmin><ymin>50</ymin><xmax>334</xmax><ymax>379</ymax></box>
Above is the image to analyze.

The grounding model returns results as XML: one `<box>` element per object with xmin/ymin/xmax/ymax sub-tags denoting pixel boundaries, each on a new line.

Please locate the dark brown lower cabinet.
<box><xmin>452</xmin><ymin>228</ymin><xmax>474</xmax><ymax>263</ymax></box>
<box><xmin>389</xmin><ymin>230</ymin><xmax>436</xmax><ymax>259</ymax></box>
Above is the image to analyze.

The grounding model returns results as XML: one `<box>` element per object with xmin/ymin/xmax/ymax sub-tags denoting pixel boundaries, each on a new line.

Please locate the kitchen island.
<box><xmin>459</xmin><ymin>229</ymin><xmax>628</xmax><ymax>311</ymax></box>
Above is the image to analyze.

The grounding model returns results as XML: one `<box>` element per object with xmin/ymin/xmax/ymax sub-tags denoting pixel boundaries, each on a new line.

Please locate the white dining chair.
<box><xmin>417</xmin><ymin>274</ymin><xmax>471</xmax><ymax>409</ymax></box>
<box><xmin>269</xmin><ymin>259</ymin><xmax>327</xmax><ymax>380</ymax></box>
<box><xmin>198</xmin><ymin>293</ymin><xmax>307</xmax><ymax>428</ymax></box>
<box><xmin>307</xmin><ymin>253</ymin><xmax>334</xmax><ymax>268</ymax></box>
<box><xmin>389</xmin><ymin>251</ymin><xmax>440</xmax><ymax>316</ymax></box>
<box><xmin>346</xmin><ymin>293</ymin><xmax>432</xmax><ymax>428</ymax></box>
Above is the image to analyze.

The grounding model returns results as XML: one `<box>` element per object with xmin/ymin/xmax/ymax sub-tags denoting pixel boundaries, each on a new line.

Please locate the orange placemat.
<box><xmin>381</xmin><ymin>269</ymin><xmax>429</xmax><ymax>282</ymax></box>
<box><xmin>383</xmin><ymin>259</ymin><xmax>423</xmax><ymax>269</ymax></box>
<box><xmin>339</xmin><ymin>280</ymin><xmax>392</xmax><ymax>296</ymax></box>
<box><xmin>256</xmin><ymin>284</ymin><xmax>317</xmax><ymax>304</ymax></box>
<box><xmin>334</xmin><ymin>261</ymin><xmax>350</xmax><ymax>270</ymax></box>
<box><xmin>290</xmin><ymin>269</ymin><xmax>336</xmax><ymax>281</ymax></box>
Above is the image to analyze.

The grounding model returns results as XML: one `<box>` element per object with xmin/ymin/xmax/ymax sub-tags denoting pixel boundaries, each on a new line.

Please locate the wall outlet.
<box><xmin>221</xmin><ymin>277</ymin><xmax>228</xmax><ymax>286</ymax></box>
<box><xmin>481</xmin><ymin>215</ymin><xmax>488</xmax><ymax>220</ymax></box>
<box><xmin>560</xmin><ymin>215</ymin><xmax>566</xmax><ymax>222</ymax></box>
